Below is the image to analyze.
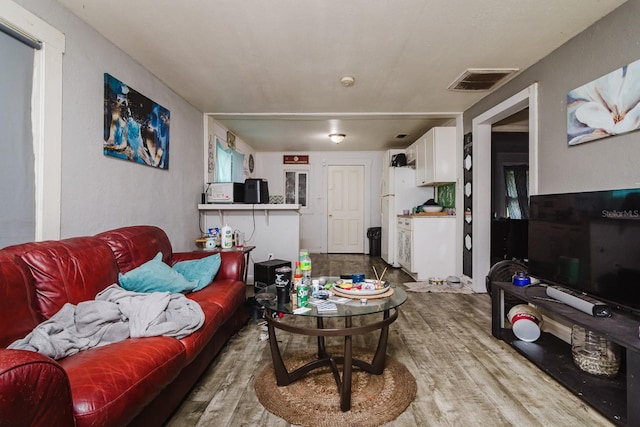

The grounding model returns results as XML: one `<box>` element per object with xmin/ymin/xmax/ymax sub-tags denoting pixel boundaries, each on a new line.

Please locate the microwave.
<box><xmin>207</xmin><ymin>182</ymin><xmax>244</xmax><ymax>203</ymax></box>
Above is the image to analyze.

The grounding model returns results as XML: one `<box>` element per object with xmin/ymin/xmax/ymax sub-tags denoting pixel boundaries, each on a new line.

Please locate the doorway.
<box><xmin>327</xmin><ymin>165</ymin><xmax>364</xmax><ymax>253</ymax></box>
<box><xmin>490</xmin><ymin>112</ymin><xmax>529</xmax><ymax>266</ymax></box>
<box><xmin>469</xmin><ymin>83</ymin><xmax>538</xmax><ymax>292</ymax></box>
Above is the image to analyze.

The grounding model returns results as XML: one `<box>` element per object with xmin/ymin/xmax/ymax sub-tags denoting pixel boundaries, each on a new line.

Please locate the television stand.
<box><xmin>491</xmin><ymin>281</ymin><xmax>640</xmax><ymax>426</ymax></box>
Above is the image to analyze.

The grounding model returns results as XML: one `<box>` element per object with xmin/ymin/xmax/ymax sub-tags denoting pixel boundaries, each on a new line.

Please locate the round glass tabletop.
<box><xmin>256</xmin><ymin>278</ymin><xmax>407</xmax><ymax>318</ymax></box>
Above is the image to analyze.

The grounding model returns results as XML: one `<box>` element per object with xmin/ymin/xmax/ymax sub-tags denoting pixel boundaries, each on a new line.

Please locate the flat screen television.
<box><xmin>528</xmin><ymin>188</ymin><xmax>640</xmax><ymax>315</ymax></box>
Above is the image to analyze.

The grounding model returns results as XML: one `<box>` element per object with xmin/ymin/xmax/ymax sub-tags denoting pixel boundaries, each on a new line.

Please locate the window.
<box><xmin>285</xmin><ymin>170</ymin><xmax>308</xmax><ymax>207</ymax></box>
<box><xmin>0</xmin><ymin>30</ymin><xmax>35</xmax><ymax>247</ymax></box>
<box><xmin>0</xmin><ymin>3</ymin><xmax>65</xmax><ymax>241</ymax></box>
<box><xmin>215</xmin><ymin>137</ymin><xmax>244</xmax><ymax>182</ymax></box>
<box><xmin>504</xmin><ymin>164</ymin><xmax>529</xmax><ymax>219</ymax></box>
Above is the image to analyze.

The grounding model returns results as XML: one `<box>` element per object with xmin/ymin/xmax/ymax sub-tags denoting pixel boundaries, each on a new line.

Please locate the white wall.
<box><xmin>255</xmin><ymin>151</ymin><xmax>384</xmax><ymax>253</ymax></box>
<box><xmin>16</xmin><ymin>0</ymin><xmax>205</xmax><ymax>251</ymax></box>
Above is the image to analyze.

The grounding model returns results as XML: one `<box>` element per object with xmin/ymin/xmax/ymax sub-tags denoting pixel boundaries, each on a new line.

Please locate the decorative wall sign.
<box><xmin>283</xmin><ymin>155</ymin><xmax>309</xmax><ymax>164</ymax></box>
<box><xmin>567</xmin><ymin>58</ymin><xmax>640</xmax><ymax>146</ymax></box>
<box><xmin>103</xmin><ymin>73</ymin><xmax>170</xmax><ymax>169</ymax></box>
<box><xmin>227</xmin><ymin>131</ymin><xmax>236</xmax><ymax>149</ymax></box>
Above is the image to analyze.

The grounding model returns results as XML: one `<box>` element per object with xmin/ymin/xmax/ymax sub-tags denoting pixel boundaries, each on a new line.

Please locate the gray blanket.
<box><xmin>8</xmin><ymin>284</ymin><xmax>204</xmax><ymax>360</ymax></box>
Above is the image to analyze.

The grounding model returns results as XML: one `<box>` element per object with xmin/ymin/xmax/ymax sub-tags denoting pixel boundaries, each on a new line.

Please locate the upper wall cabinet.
<box><xmin>405</xmin><ymin>142</ymin><xmax>417</xmax><ymax>165</ymax></box>
<box><xmin>412</xmin><ymin>127</ymin><xmax>456</xmax><ymax>186</ymax></box>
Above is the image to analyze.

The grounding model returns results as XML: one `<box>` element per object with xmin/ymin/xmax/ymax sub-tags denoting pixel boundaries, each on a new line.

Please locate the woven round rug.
<box><xmin>255</xmin><ymin>348</ymin><xmax>416</xmax><ymax>427</ymax></box>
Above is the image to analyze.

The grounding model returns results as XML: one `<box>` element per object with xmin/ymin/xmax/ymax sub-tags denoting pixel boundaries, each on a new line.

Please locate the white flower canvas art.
<box><xmin>567</xmin><ymin>58</ymin><xmax>640</xmax><ymax>146</ymax></box>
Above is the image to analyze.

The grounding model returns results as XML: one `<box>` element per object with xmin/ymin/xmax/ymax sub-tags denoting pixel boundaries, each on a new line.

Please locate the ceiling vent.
<box><xmin>448</xmin><ymin>68</ymin><xmax>518</xmax><ymax>92</ymax></box>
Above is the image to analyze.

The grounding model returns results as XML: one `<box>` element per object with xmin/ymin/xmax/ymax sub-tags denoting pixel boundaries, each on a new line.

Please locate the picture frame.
<box><xmin>567</xmin><ymin>58</ymin><xmax>640</xmax><ymax>146</ymax></box>
<box><xmin>103</xmin><ymin>73</ymin><xmax>170</xmax><ymax>169</ymax></box>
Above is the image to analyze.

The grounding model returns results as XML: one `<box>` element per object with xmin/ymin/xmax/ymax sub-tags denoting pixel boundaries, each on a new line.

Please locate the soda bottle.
<box><xmin>300</xmin><ymin>250</ymin><xmax>312</xmax><ymax>279</ymax></box>
<box><xmin>297</xmin><ymin>276</ymin><xmax>309</xmax><ymax>307</ymax></box>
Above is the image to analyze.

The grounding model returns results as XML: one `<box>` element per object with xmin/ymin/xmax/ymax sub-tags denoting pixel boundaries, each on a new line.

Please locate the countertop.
<box><xmin>398</xmin><ymin>213</ymin><xmax>456</xmax><ymax>218</ymax></box>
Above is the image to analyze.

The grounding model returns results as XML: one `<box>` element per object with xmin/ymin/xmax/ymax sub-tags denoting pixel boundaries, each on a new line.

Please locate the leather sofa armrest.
<box><xmin>171</xmin><ymin>251</ymin><xmax>218</xmax><ymax>263</ymax></box>
<box><xmin>172</xmin><ymin>251</ymin><xmax>245</xmax><ymax>282</ymax></box>
<box><xmin>0</xmin><ymin>349</ymin><xmax>74</xmax><ymax>427</ymax></box>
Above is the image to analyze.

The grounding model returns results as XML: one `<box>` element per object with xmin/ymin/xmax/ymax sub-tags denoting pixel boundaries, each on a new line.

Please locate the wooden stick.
<box><xmin>379</xmin><ymin>267</ymin><xmax>388</xmax><ymax>282</ymax></box>
<box><xmin>373</xmin><ymin>266</ymin><xmax>380</xmax><ymax>282</ymax></box>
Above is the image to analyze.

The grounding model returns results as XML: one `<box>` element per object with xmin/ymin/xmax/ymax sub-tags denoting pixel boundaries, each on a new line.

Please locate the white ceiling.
<box><xmin>58</xmin><ymin>0</ymin><xmax>626</xmax><ymax>151</ymax></box>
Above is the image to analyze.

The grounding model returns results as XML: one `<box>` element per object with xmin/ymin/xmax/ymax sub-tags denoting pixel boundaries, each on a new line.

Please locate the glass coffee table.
<box><xmin>258</xmin><ymin>279</ymin><xmax>407</xmax><ymax>412</ymax></box>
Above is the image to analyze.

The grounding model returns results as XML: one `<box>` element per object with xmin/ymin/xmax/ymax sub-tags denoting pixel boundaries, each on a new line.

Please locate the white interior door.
<box><xmin>328</xmin><ymin>165</ymin><xmax>364</xmax><ymax>253</ymax></box>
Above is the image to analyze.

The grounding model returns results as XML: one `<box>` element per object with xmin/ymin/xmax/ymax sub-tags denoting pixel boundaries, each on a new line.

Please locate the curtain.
<box><xmin>215</xmin><ymin>140</ymin><xmax>232</xmax><ymax>182</ymax></box>
<box><xmin>504</xmin><ymin>165</ymin><xmax>529</xmax><ymax>219</ymax></box>
<box><xmin>0</xmin><ymin>31</ymin><xmax>35</xmax><ymax>247</ymax></box>
<box><xmin>215</xmin><ymin>139</ymin><xmax>245</xmax><ymax>183</ymax></box>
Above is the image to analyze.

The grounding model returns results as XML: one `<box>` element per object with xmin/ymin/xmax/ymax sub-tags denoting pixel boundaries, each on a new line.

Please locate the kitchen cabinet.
<box><xmin>412</xmin><ymin>127</ymin><xmax>457</xmax><ymax>186</ymax></box>
<box><xmin>397</xmin><ymin>217</ymin><xmax>412</xmax><ymax>269</ymax></box>
<box><xmin>405</xmin><ymin>143</ymin><xmax>417</xmax><ymax>165</ymax></box>
<box><xmin>396</xmin><ymin>215</ymin><xmax>456</xmax><ymax>280</ymax></box>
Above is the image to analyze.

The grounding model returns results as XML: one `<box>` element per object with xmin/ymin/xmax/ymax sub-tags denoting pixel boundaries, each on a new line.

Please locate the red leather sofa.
<box><xmin>0</xmin><ymin>225</ymin><xmax>248</xmax><ymax>427</ymax></box>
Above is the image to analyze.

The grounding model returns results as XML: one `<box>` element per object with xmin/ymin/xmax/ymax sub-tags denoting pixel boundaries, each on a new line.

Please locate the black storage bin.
<box><xmin>367</xmin><ymin>227</ymin><xmax>382</xmax><ymax>257</ymax></box>
<box><xmin>253</xmin><ymin>259</ymin><xmax>291</xmax><ymax>294</ymax></box>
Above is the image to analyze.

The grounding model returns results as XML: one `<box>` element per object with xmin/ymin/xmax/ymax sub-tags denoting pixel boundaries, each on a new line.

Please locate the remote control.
<box><xmin>546</xmin><ymin>286</ymin><xmax>612</xmax><ymax>317</ymax></box>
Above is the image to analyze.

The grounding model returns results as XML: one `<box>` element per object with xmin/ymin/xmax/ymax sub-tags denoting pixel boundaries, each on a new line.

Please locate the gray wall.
<box><xmin>464</xmin><ymin>0</ymin><xmax>640</xmax><ymax>195</ymax></box>
<box><xmin>16</xmin><ymin>0</ymin><xmax>204</xmax><ymax>251</ymax></box>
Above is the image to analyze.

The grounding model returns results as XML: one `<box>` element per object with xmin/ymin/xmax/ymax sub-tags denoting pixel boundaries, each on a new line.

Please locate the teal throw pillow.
<box><xmin>118</xmin><ymin>252</ymin><xmax>198</xmax><ymax>293</ymax></box>
<box><xmin>172</xmin><ymin>253</ymin><xmax>221</xmax><ymax>291</ymax></box>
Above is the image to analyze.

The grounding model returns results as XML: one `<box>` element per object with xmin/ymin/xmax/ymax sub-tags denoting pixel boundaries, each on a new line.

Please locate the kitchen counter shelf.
<box><xmin>198</xmin><ymin>203</ymin><xmax>300</xmax><ymax>224</ymax></box>
<box><xmin>397</xmin><ymin>213</ymin><xmax>455</xmax><ymax>218</ymax></box>
<box><xmin>198</xmin><ymin>203</ymin><xmax>300</xmax><ymax>210</ymax></box>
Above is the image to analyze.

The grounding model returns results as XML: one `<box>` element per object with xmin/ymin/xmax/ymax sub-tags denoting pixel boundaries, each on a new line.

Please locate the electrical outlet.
<box><xmin>267</xmin><ymin>253</ymin><xmax>274</xmax><ymax>260</ymax></box>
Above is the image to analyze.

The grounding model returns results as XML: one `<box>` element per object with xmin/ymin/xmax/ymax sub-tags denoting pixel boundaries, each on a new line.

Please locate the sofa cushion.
<box><xmin>96</xmin><ymin>226</ymin><xmax>174</xmax><ymax>273</ymax></box>
<box><xmin>172</xmin><ymin>253</ymin><xmax>221</xmax><ymax>291</ymax></box>
<box><xmin>178</xmin><ymin>301</ymin><xmax>225</xmax><ymax>362</ymax></box>
<box><xmin>188</xmin><ymin>278</ymin><xmax>247</xmax><ymax>319</ymax></box>
<box><xmin>4</xmin><ymin>237</ymin><xmax>120</xmax><ymax>319</ymax></box>
<box><xmin>118</xmin><ymin>252</ymin><xmax>198</xmax><ymax>293</ymax></box>
<box><xmin>0</xmin><ymin>252</ymin><xmax>43</xmax><ymax>347</ymax></box>
<box><xmin>58</xmin><ymin>336</ymin><xmax>186</xmax><ymax>427</ymax></box>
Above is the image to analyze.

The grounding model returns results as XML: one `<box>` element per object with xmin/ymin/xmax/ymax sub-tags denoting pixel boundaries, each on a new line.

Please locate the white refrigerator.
<box><xmin>380</xmin><ymin>150</ymin><xmax>433</xmax><ymax>267</ymax></box>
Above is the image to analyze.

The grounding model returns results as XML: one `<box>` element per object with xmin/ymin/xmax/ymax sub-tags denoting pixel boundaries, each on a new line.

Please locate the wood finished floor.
<box><xmin>166</xmin><ymin>254</ymin><xmax>613</xmax><ymax>426</ymax></box>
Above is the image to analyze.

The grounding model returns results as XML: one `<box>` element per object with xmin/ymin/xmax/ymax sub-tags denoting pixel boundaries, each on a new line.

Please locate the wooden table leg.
<box><xmin>317</xmin><ymin>317</ymin><xmax>327</xmax><ymax>358</ymax></box>
<box><xmin>266</xmin><ymin>319</ymin><xmax>291</xmax><ymax>386</ymax></box>
<box><xmin>370</xmin><ymin>309</ymin><xmax>390</xmax><ymax>374</ymax></box>
<box><xmin>340</xmin><ymin>315</ymin><xmax>353</xmax><ymax>411</ymax></box>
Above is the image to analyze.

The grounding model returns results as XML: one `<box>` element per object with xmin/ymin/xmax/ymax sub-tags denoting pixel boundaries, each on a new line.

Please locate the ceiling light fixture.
<box><xmin>340</xmin><ymin>76</ymin><xmax>355</xmax><ymax>87</ymax></box>
<box><xmin>329</xmin><ymin>133</ymin><xmax>345</xmax><ymax>143</ymax></box>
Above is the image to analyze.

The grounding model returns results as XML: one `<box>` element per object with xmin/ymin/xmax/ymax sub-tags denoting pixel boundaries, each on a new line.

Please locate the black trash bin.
<box><xmin>367</xmin><ymin>227</ymin><xmax>382</xmax><ymax>257</ymax></box>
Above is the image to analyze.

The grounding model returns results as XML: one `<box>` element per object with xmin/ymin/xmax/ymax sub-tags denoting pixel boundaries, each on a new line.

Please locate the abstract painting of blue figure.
<box><xmin>104</xmin><ymin>73</ymin><xmax>170</xmax><ymax>169</ymax></box>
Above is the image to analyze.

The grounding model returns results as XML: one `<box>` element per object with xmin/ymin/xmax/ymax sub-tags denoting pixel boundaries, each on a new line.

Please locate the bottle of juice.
<box><xmin>292</xmin><ymin>261</ymin><xmax>302</xmax><ymax>307</ymax></box>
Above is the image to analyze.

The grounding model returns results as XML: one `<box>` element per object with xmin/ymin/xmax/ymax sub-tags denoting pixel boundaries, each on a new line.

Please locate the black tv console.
<box><xmin>491</xmin><ymin>281</ymin><xmax>640</xmax><ymax>426</ymax></box>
